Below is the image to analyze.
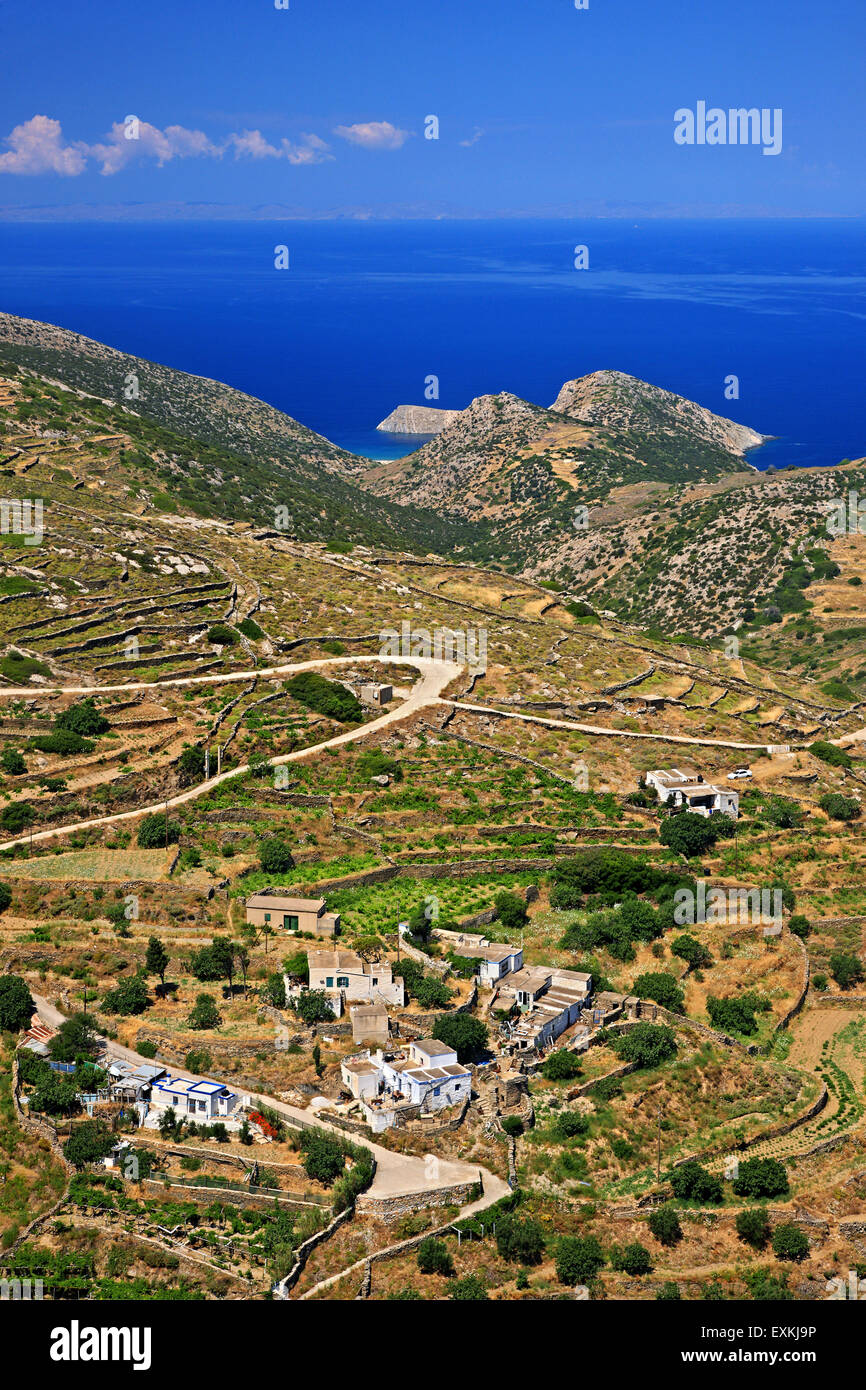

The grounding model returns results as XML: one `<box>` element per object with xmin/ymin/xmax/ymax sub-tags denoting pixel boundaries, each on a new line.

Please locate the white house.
<box><xmin>443</xmin><ymin>938</ymin><xmax>524</xmax><ymax>984</ymax></box>
<box><xmin>149</xmin><ymin>1076</ymin><xmax>239</xmax><ymax>1121</ymax></box>
<box><xmin>500</xmin><ymin>966</ymin><xmax>593</xmax><ymax>1053</ymax></box>
<box><xmin>340</xmin><ymin>1054</ymin><xmax>381</xmax><ymax>1101</ymax></box>
<box><xmin>304</xmin><ymin>948</ymin><xmax>405</xmax><ymax>1008</ymax></box>
<box><xmin>107</xmin><ymin>1059</ymin><xmax>167</xmax><ymax>1101</ymax></box>
<box><xmin>646</xmin><ymin>767</ymin><xmax>739</xmax><ymax>819</ymax></box>
<box><xmin>340</xmin><ymin>1038</ymin><xmax>471</xmax><ymax>1130</ymax></box>
<box><xmin>379</xmin><ymin>1037</ymin><xmax>471</xmax><ymax>1110</ymax></box>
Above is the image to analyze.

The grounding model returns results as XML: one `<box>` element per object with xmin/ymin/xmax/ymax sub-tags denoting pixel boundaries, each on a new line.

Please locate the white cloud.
<box><xmin>89</xmin><ymin>120</ymin><xmax>221</xmax><ymax>175</ymax></box>
<box><xmin>0</xmin><ymin>115</ymin><xmax>88</xmax><ymax>176</ymax></box>
<box><xmin>227</xmin><ymin>129</ymin><xmax>283</xmax><ymax>160</ymax></box>
<box><xmin>227</xmin><ymin>130</ymin><xmax>333</xmax><ymax>164</ymax></box>
<box><xmin>460</xmin><ymin>127</ymin><xmax>485</xmax><ymax>148</ymax></box>
<box><xmin>283</xmin><ymin>133</ymin><xmax>333</xmax><ymax>165</ymax></box>
<box><xmin>333</xmin><ymin>120</ymin><xmax>411</xmax><ymax>150</ymax></box>
<box><xmin>0</xmin><ymin>115</ymin><xmax>334</xmax><ymax>176</ymax></box>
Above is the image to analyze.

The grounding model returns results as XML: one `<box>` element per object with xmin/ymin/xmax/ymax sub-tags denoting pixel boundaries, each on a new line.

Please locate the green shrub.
<box><xmin>659</xmin><ymin>812</ymin><xmax>720</xmax><ymax>858</ymax></box>
<box><xmin>610</xmin><ymin>1242</ymin><xmax>652</xmax><ymax>1276</ymax></box>
<box><xmin>417</xmin><ymin>1237</ymin><xmax>454</xmax><ymax>1276</ymax></box>
<box><xmin>495</xmin><ymin>1214</ymin><xmax>545</xmax><ymax>1265</ymax></box>
<box><xmin>829</xmin><ymin>951</ymin><xmax>864</xmax><ymax>990</ymax></box>
<box><xmin>632</xmin><ymin>972</ymin><xmax>684</xmax><ymax>1013</ymax></box>
<box><xmin>555</xmin><ymin>1235</ymin><xmax>605</xmax><ymax>1285</ymax></box>
<box><xmin>0</xmin><ymin>973</ymin><xmax>34</xmax><ymax>1031</ymax></box>
<box><xmin>258</xmin><ymin>837</ymin><xmax>295</xmax><ymax>874</ymax></box>
<box><xmin>56</xmin><ymin>698</ymin><xmax>110</xmax><ymax>737</ymax></box>
<box><xmin>188</xmin><ymin>994</ymin><xmax>221</xmax><ymax>1030</ymax></box>
<box><xmin>808</xmin><ymin>740</ymin><xmax>852</xmax><ymax>769</ymax></box>
<box><xmin>670</xmin><ymin>1160</ymin><xmax>723</xmax><ymax>1204</ymax></box>
<box><xmin>542</xmin><ymin>1050</ymin><xmax>582</xmax><ymax>1081</ymax></box>
<box><xmin>735</xmin><ymin>1207</ymin><xmax>771</xmax><ymax>1249</ymax></box>
<box><xmin>648</xmin><ymin>1206</ymin><xmax>682</xmax><ymax>1246</ymax></box>
<box><xmin>819</xmin><ymin>793</ymin><xmax>861</xmax><ymax>822</ymax></box>
<box><xmin>137</xmin><ymin>813</ymin><xmax>179</xmax><ymax>848</ymax></box>
<box><xmin>286</xmin><ymin>671</ymin><xmax>363</xmax><ymax>723</ymax></box>
<box><xmin>771</xmin><ymin>1224</ymin><xmax>809</xmax><ymax>1261</ymax></box>
<box><xmin>432</xmin><ymin>1013</ymin><xmax>488</xmax><ymax>1062</ymax></box>
<box><xmin>731</xmin><ymin>1158</ymin><xmax>789</xmax><ymax>1200</ymax></box>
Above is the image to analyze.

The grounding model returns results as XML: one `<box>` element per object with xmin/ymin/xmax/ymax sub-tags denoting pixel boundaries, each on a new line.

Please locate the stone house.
<box><xmin>359</xmin><ymin>683</ymin><xmax>393</xmax><ymax>706</ymax></box>
<box><xmin>304</xmin><ymin>948</ymin><xmax>405</xmax><ymax>1009</ymax></box>
<box><xmin>245</xmin><ymin>893</ymin><xmax>340</xmax><ymax>937</ymax></box>
<box><xmin>351</xmin><ymin>1002</ymin><xmax>390</xmax><ymax>1046</ymax></box>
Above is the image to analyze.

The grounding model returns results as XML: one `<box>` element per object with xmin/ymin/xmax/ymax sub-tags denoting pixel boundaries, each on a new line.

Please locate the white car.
<box><xmin>727</xmin><ymin>767</ymin><xmax>753</xmax><ymax>780</ymax></box>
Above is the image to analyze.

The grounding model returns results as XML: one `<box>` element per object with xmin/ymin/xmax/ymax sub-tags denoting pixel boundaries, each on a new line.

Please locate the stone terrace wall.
<box><xmin>672</xmin><ymin>1082</ymin><xmax>829</xmax><ymax>1169</ymax></box>
<box><xmin>5</xmin><ymin>1056</ymin><xmax>74</xmax><ymax>1257</ymax></box>
<box><xmin>355</xmin><ymin>1179</ymin><xmax>478</xmax><ymax>1223</ymax></box>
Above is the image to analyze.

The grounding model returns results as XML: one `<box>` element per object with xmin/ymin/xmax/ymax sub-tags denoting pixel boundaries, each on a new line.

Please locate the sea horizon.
<box><xmin>0</xmin><ymin>216</ymin><xmax>863</xmax><ymax>468</ymax></box>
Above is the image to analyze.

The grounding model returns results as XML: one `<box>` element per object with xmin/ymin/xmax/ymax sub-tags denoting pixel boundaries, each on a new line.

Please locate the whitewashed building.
<box><xmin>340</xmin><ymin>1038</ymin><xmax>471</xmax><ymax>1131</ymax></box>
<box><xmin>646</xmin><ymin>768</ymin><xmax>739</xmax><ymax>819</ymax></box>
<box><xmin>149</xmin><ymin>1076</ymin><xmax>239</xmax><ymax>1121</ymax></box>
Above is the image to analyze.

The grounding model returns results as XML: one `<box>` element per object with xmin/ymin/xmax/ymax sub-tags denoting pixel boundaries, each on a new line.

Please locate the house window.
<box><xmin>325</xmin><ymin>976</ymin><xmax>334</xmax><ymax>987</ymax></box>
<box><xmin>264</xmin><ymin>912</ymin><xmax>271</xmax><ymax>922</ymax></box>
<box><xmin>371</xmin><ymin>977</ymin><xmax>378</xmax><ymax>986</ymax></box>
<box><xmin>337</xmin><ymin>976</ymin><xmax>349</xmax><ymax>988</ymax></box>
<box><xmin>284</xmin><ymin>914</ymin><xmax>299</xmax><ymax>930</ymax></box>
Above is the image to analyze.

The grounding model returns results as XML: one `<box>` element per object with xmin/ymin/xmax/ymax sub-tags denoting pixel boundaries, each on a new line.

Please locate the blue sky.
<box><xmin>0</xmin><ymin>0</ymin><xmax>862</xmax><ymax>217</ymax></box>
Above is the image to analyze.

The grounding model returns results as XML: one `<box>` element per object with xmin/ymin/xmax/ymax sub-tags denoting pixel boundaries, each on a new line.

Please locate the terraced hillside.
<box><xmin>0</xmin><ymin>319</ymin><xmax>477</xmax><ymax>554</ymax></box>
<box><xmin>1</xmin><ymin>324</ymin><xmax>866</xmax><ymax>1305</ymax></box>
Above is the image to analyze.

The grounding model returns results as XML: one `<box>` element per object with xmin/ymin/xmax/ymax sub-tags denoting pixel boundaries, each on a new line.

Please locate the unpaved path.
<box><xmin>0</xmin><ymin>654</ymin><xmax>460</xmax><ymax>851</ymax></box>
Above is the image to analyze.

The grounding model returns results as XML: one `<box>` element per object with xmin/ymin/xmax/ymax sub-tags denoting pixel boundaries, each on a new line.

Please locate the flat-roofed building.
<box><xmin>501</xmin><ymin>965</ymin><xmax>593</xmax><ymax>1053</ymax></box>
<box><xmin>444</xmin><ymin>939</ymin><xmax>523</xmax><ymax>983</ymax></box>
<box><xmin>646</xmin><ymin>768</ymin><xmax>739</xmax><ymax>819</ymax></box>
<box><xmin>305</xmin><ymin>948</ymin><xmax>405</xmax><ymax>1007</ymax></box>
<box><xmin>150</xmin><ymin>1076</ymin><xmax>239</xmax><ymax>1120</ymax></box>
<box><xmin>359</xmin><ymin>683</ymin><xmax>393</xmax><ymax>706</ymax></box>
<box><xmin>340</xmin><ymin>1054</ymin><xmax>382</xmax><ymax>1101</ymax></box>
<box><xmin>245</xmin><ymin>893</ymin><xmax>339</xmax><ymax>937</ymax></box>
<box><xmin>339</xmin><ymin>1038</ymin><xmax>471</xmax><ymax>1131</ymax></box>
<box><xmin>351</xmin><ymin>1002</ymin><xmax>390</xmax><ymax>1046</ymax></box>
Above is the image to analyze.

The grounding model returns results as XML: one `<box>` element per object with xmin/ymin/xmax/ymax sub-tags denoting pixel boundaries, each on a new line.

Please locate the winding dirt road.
<box><xmin>0</xmin><ymin>654</ymin><xmax>460</xmax><ymax>851</ymax></box>
<box><xmin>0</xmin><ymin>648</ymin><xmax>840</xmax><ymax>851</ymax></box>
<box><xmin>31</xmin><ymin>993</ymin><xmax>510</xmax><ymax>1232</ymax></box>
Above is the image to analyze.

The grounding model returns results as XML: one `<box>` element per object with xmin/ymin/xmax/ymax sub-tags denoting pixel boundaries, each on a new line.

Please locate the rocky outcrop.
<box><xmin>376</xmin><ymin>404</ymin><xmax>461</xmax><ymax>434</ymax></box>
<box><xmin>549</xmin><ymin>369</ymin><xmax>766</xmax><ymax>457</ymax></box>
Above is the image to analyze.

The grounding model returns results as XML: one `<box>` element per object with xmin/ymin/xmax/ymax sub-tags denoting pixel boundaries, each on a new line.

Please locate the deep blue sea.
<box><xmin>0</xmin><ymin>218</ymin><xmax>863</xmax><ymax>467</ymax></box>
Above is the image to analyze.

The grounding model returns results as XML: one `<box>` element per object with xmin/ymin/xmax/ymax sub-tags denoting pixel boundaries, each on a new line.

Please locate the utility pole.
<box><xmin>205</xmin><ymin>746</ymin><xmax>210</xmax><ymax>780</ymax></box>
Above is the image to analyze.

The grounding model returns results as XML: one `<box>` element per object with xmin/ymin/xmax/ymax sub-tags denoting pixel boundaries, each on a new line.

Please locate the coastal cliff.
<box><xmin>376</xmin><ymin>404</ymin><xmax>462</xmax><ymax>434</ymax></box>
